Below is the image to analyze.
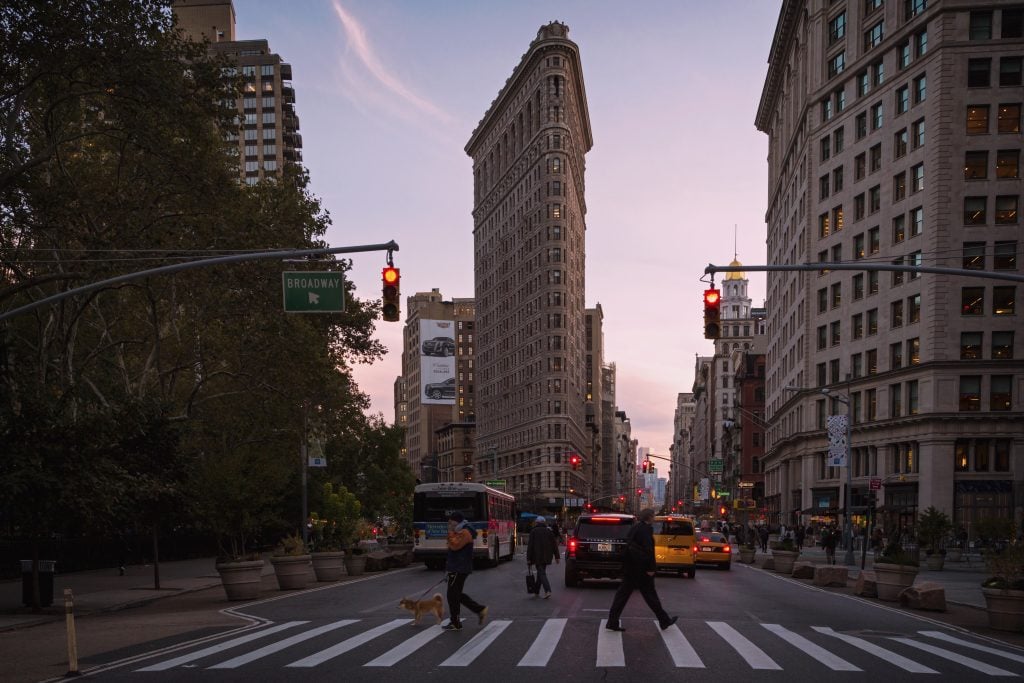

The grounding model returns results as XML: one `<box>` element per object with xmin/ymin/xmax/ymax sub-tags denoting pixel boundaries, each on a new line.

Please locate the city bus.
<box><xmin>412</xmin><ymin>482</ymin><xmax>517</xmax><ymax>569</ymax></box>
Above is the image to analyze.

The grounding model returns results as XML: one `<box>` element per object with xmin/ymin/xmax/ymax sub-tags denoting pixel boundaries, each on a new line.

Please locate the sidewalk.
<box><xmin>0</xmin><ymin>556</ymin><xmax>240</xmax><ymax>631</ymax></box>
<box><xmin>753</xmin><ymin>544</ymin><xmax>990</xmax><ymax>608</ymax></box>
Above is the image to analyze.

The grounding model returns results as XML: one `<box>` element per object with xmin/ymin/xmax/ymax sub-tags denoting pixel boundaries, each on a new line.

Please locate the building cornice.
<box><xmin>755</xmin><ymin>0</ymin><xmax>802</xmax><ymax>132</ymax></box>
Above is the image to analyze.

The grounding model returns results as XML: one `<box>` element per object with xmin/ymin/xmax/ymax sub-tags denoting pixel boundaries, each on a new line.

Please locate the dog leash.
<box><xmin>414</xmin><ymin>575</ymin><xmax>447</xmax><ymax>601</ymax></box>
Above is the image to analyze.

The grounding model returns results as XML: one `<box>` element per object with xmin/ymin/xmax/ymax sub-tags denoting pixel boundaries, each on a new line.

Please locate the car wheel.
<box><xmin>687</xmin><ymin>568</ymin><xmax>696</xmax><ymax>578</ymax></box>
<box><xmin>722</xmin><ymin>562</ymin><xmax>731</xmax><ymax>571</ymax></box>
<box><xmin>564</xmin><ymin>564</ymin><xmax>580</xmax><ymax>588</ymax></box>
<box><xmin>429</xmin><ymin>390</ymin><xmax>442</xmax><ymax>399</ymax></box>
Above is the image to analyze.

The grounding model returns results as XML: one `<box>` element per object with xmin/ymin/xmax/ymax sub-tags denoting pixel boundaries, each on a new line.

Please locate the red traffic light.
<box><xmin>703</xmin><ymin>288</ymin><xmax>721</xmax><ymax>307</ymax></box>
<box><xmin>381</xmin><ymin>267</ymin><xmax>400</xmax><ymax>322</ymax></box>
<box><xmin>703</xmin><ymin>287</ymin><xmax>721</xmax><ymax>340</ymax></box>
<box><xmin>569</xmin><ymin>454</ymin><xmax>581</xmax><ymax>470</ymax></box>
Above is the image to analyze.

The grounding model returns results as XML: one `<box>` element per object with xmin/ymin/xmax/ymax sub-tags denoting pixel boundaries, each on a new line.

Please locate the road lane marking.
<box><xmin>136</xmin><ymin>621</ymin><xmax>308</xmax><ymax>671</ymax></box>
<box><xmin>286</xmin><ymin>619</ymin><xmax>410</xmax><ymax>667</ymax></box>
<box><xmin>763</xmin><ymin>623</ymin><xmax>860</xmax><ymax>671</ymax></box>
<box><xmin>707</xmin><ymin>621</ymin><xmax>781</xmax><ymax>670</ymax></box>
<box><xmin>920</xmin><ymin>631</ymin><xmax>1024</xmax><ymax>664</ymax></box>
<box><xmin>208</xmin><ymin>620</ymin><xmax>358</xmax><ymax>669</ymax></box>
<box><xmin>518</xmin><ymin>618</ymin><xmax>567</xmax><ymax>667</ymax></box>
<box><xmin>365</xmin><ymin>624</ymin><xmax>445</xmax><ymax>666</ymax></box>
<box><xmin>440</xmin><ymin>620</ymin><xmax>512</xmax><ymax>666</ymax></box>
<box><xmin>597</xmin><ymin>619</ymin><xmax>625</xmax><ymax>667</ymax></box>
<box><xmin>890</xmin><ymin>637</ymin><xmax>1018</xmax><ymax>676</ymax></box>
<box><xmin>658</xmin><ymin>621</ymin><xmax>704</xmax><ymax>668</ymax></box>
<box><xmin>813</xmin><ymin>627</ymin><xmax>938</xmax><ymax>673</ymax></box>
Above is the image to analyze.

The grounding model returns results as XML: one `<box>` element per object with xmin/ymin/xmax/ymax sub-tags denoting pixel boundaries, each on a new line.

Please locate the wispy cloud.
<box><xmin>331</xmin><ymin>1</ymin><xmax>452</xmax><ymax>125</ymax></box>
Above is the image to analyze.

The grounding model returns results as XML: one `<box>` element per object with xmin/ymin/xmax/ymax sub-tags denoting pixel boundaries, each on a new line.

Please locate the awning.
<box><xmin>801</xmin><ymin>506</ymin><xmax>842</xmax><ymax>514</ymax></box>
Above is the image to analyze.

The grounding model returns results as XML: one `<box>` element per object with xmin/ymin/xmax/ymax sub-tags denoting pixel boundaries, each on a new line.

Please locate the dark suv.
<box><xmin>421</xmin><ymin>336</ymin><xmax>455</xmax><ymax>357</ymax></box>
<box><xmin>564</xmin><ymin>512</ymin><xmax>636</xmax><ymax>587</ymax></box>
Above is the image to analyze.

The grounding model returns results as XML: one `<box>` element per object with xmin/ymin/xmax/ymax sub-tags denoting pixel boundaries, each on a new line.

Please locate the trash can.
<box><xmin>21</xmin><ymin>560</ymin><xmax>56</xmax><ymax>607</ymax></box>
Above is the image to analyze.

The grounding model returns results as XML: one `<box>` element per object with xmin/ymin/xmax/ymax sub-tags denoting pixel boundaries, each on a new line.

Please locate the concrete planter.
<box><xmin>739</xmin><ymin>547</ymin><xmax>757</xmax><ymax>564</ymax></box>
<box><xmin>946</xmin><ymin>548</ymin><xmax>963</xmax><ymax>562</ymax></box>
<box><xmin>311</xmin><ymin>551</ymin><xmax>346</xmax><ymax>582</ymax></box>
<box><xmin>874</xmin><ymin>562</ymin><xmax>919</xmax><ymax>601</ymax></box>
<box><xmin>270</xmin><ymin>554</ymin><xmax>311</xmax><ymax>590</ymax></box>
<box><xmin>215</xmin><ymin>559</ymin><xmax>264</xmax><ymax>601</ymax></box>
<box><xmin>771</xmin><ymin>550</ymin><xmax>800</xmax><ymax>574</ymax></box>
<box><xmin>982</xmin><ymin>587</ymin><xmax>1024</xmax><ymax>631</ymax></box>
<box><xmin>925</xmin><ymin>553</ymin><xmax>945</xmax><ymax>571</ymax></box>
<box><xmin>344</xmin><ymin>553</ymin><xmax>367</xmax><ymax>576</ymax></box>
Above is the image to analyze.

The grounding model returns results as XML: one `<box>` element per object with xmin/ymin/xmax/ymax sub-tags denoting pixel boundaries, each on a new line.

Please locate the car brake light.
<box><xmin>590</xmin><ymin>517</ymin><xmax>622</xmax><ymax>523</ymax></box>
<box><xmin>700</xmin><ymin>537</ymin><xmax>710</xmax><ymax>542</ymax></box>
<box><xmin>568</xmin><ymin>538</ymin><xmax>578</xmax><ymax>558</ymax></box>
<box><xmin>723</xmin><ymin>545</ymin><xmax>731</xmax><ymax>553</ymax></box>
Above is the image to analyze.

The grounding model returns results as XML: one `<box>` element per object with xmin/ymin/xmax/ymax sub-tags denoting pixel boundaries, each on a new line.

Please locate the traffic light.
<box><xmin>641</xmin><ymin>459</ymin><xmax>648</xmax><ymax>473</ymax></box>
<box><xmin>703</xmin><ymin>288</ymin><xmax>721</xmax><ymax>339</ymax></box>
<box><xmin>381</xmin><ymin>267</ymin><xmax>400</xmax><ymax>322</ymax></box>
<box><xmin>569</xmin><ymin>454</ymin><xmax>581</xmax><ymax>470</ymax></box>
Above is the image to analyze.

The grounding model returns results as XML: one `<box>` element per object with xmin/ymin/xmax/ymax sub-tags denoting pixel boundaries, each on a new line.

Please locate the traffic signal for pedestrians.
<box><xmin>703</xmin><ymin>288</ymin><xmax>721</xmax><ymax>339</ymax></box>
<box><xmin>569</xmin><ymin>454</ymin><xmax>581</xmax><ymax>470</ymax></box>
<box><xmin>381</xmin><ymin>267</ymin><xmax>400</xmax><ymax>321</ymax></box>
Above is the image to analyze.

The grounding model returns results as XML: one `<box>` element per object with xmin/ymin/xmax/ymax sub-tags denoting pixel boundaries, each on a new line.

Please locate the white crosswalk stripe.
<box><xmin>286</xmin><ymin>619</ymin><xmax>410</xmax><ymax>668</ymax></box>
<box><xmin>763</xmin><ymin>623</ymin><xmax>860</xmax><ymax>671</ymax></box>
<box><xmin>812</xmin><ymin>627</ymin><xmax>938</xmax><ymax>674</ymax></box>
<box><xmin>889</xmin><ymin>637</ymin><xmax>1019</xmax><ymax>677</ymax></box>
<box><xmin>658</xmin><ymin>621</ymin><xmax>704</xmax><ymax>668</ymax></box>
<box><xmin>132</xmin><ymin>616</ymin><xmax>1024</xmax><ymax>676</ymax></box>
<box><xmin>136</xmin><ymin>621</ymin><xmax>308</xmax><ymax>671</ymax></box>
<box><xmin>517</xmin><ymin>618</ymin><xmax>567</xmax><ymax>667</ymax></box>
<box><xmin>921</xmin><ymin>631</ymin><xmax>1024</xmax><ymax>665</ymax></box>
<box><xmin>707</xmin><ymin>621</ymin><xmax>782</xmax><ymax>670</ymax></box>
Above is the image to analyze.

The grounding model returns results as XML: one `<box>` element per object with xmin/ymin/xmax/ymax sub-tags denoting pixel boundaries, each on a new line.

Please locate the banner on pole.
<box><xmin>827</xmin><ymin>414</ymin><xmax>848</xmax><ymax>467</ymax></box>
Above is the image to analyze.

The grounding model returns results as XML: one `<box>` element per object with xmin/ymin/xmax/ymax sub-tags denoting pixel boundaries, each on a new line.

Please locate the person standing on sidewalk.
<box><xmin>443</xmin><ymin>511</ymin><xmax>487</xmax><ymax>631</ymax></box>
<box><xmin>606</xmin><ymin>508</ymin><xmax>677</xmax><ymax>632</ymax></box>
<box><xmin>822</xmin><ymin>525</ymin><xmax>838</xmax><ymax>564</ymax></box>
<box><xmin>527</xmin><ymin>516</ymin><xmax>560</xmax><ymax>598</ymax></box>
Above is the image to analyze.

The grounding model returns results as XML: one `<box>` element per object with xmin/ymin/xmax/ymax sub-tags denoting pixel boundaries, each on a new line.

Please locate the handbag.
<box><xmin>525</xmin><ymin>566</ymin><xmax>537</xmax><ymax>594</ymax></box>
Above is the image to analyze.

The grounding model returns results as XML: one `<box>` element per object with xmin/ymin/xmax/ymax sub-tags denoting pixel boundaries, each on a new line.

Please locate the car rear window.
<box><xmin>576</xmin><ymin>520</ymin><xmax>634</xmax><ymax>540</ymax></box>
<box><xmin>653</xmin><ymin>520</ymin><xmax>694</xmax><ymax>536</ymax></box>
<box><xmin>701</xmin><ymin>532</ymin><xmax>727</xmax><ymax>543</ymax></box>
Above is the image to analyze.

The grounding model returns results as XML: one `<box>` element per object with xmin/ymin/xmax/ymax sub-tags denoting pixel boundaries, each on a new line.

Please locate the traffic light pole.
<box><xmin>705</xmin><ymin>261</ymin><xmax>1024</xmax><ymax>283</ymax></box>
<box><xmin>1</xmin><ymin>241</ymin><xmax>400</xmax><ymax>322</ymax></box>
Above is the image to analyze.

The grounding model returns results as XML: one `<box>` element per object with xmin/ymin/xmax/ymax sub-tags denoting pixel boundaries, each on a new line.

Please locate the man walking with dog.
<box><xmin>526</xmin><ymin>515</ymin><xmax>560</xmax><ymax>598</ymax></box>
<box><xmin>443</xmin><ymin>511</ymin><xmax>487</xmax><ymax>631</ymax></box>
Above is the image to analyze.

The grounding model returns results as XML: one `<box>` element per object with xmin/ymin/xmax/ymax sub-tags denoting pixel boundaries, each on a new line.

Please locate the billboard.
<box><xmin>420</xmin><ymin>319</ymin><xmax>456</xmax><ymax>405</ymax></box>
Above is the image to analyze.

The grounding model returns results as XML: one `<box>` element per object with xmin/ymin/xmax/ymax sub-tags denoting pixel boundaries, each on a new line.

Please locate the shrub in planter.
<box><xmin>270</xmin><ymin>531</ymin><xmax>311</xmax><ymax>590</ymax></box>
<box><xmin>917</xmin><ymin>506</ymin><xmax>952</xmax><ymax>569</ymax></box>
<box><xmin>874</xmin><ymin>533</ymin><xmax>919</xmax><ymax>601</ymax></box>
<box><xmin>982</xmin><ymin>542</ymin><xmax>1024</xmax><ymax>631</ymax></box>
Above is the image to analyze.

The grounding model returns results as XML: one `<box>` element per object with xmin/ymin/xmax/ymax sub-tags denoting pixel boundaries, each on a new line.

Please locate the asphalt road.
<box><xmin>58</xmin><ymin>556</ymin><xmax>1024</xmax><ymax>682</ymax></box>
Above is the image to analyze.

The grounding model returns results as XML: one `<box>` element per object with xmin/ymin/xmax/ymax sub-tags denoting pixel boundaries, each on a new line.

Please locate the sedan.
<box><xmin>694</xmin><ymin>531</ymin><xmax>732</xmax><ymax>570</ymax></box>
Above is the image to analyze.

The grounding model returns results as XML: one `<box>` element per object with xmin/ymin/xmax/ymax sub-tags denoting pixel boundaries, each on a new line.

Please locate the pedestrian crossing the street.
<box><xmin>133</xmin><ymin>617</ymin><xmax>1024</xmax><ymax>676</ymax></box>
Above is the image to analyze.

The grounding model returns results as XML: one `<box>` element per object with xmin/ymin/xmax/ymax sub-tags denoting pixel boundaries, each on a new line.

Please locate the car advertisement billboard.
<box><xmin>420</xmin><ymin>319</ymin><xmax>456</xmax><ymax>405</ymax></box>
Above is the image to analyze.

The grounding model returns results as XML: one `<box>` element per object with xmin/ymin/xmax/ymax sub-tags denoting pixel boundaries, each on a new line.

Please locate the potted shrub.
<box><xmin>343</xmin><ymin>519</ymin><xmax>374</xmax><ymax>577</ymax></box>
<box><xmin>982</xmin><ymin>534</ymin><xmax>1024</xmax><ymax>631</ymax></box>
<box><xmin>739</xmin><ymin>542</ymin><xmax>757</xmax><ymax>564</ymax></box>
<box><xmin>874</xmin><ymin>532</ymin><xmax>919</xmax><ymax>601</ymax></box>
<box><xmin>310</xmin><ymin>483</ymin><xmax>360</xmax><ymax>582</ymax></box>
<box><xmin>270</xmin><ymin>531</ymin><xmax>312</xmax><ymax>590</ymax></box>
<box><xmin>769</xmin><ymin>537</ymin><xmax>800</xmax><ymax>574</ymax></box>
<box><xmin>917</xmin><ymin>506</ymin><xmax>953</xmax><ymax>571</ymax></box>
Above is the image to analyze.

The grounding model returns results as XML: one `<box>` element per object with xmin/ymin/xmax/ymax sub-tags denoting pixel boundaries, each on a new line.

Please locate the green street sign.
<box><xmin>282</xmin><ymin>271</ymin><xmax>344</xmax><ymax>313</ymax></box>
<box><xmin>486</xmin><ymin>480</ymin><xmax>506</xmax><ymax>489</ymax></box>
<box><xmin>709</xmin><ymin>459</ymin><xmax>724</xmax><ymax>473</ymax></box>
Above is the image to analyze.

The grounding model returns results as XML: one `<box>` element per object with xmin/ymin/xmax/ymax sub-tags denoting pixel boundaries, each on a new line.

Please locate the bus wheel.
<box><xmin>489</xmin><ymin>542</ymin><xmax>500</xmax><ymax>568</ymax></box>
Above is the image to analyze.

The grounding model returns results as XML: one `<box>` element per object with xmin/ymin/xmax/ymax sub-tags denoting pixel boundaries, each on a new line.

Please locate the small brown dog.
<box><xmin>399</xmin><ymin>593</ymin><xmax>444</xmax><ymax>625</ymax></box>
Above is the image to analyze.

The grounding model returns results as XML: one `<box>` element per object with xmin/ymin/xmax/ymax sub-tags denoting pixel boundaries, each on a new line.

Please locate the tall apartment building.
<box><xmin>465</xmin><ymin>22</ymin><xmax>594</xmax><ymax>513</ymax></box>
<box><xmin>669</xmin><ymin>392</ymin><xmax>696</xmax><ymax>511</ymax></box>
<box><xmin>585</xmin><ymin>305</ymin><xmax>606</xmax><ymax>499</ymax></box>
<box><xmin>399</xmin><ymin>289</ymin><xmax>476</xmax><ymax>481</ymax></box>
<box><xmin>757</xmin><ymin>1</ymin><xmax>1022</xmax><ymax>535</ymax></box>
<box><xmin>173</xmin><ymin>0</ymin><xmax>303</xmax><ymax>184</ymax></box>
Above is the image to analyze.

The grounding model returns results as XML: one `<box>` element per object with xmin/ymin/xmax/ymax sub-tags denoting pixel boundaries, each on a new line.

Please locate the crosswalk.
<box><xmin>134</xmin><ymin>617</ymin><xmax>1024</xmax><ymax>675</ymax></box>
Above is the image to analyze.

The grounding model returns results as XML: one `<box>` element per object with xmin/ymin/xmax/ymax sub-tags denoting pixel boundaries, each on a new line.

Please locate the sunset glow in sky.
<box><xmin>233</xmin><ymin>0</ymin><xmax>779</xmax><ymax>455</ymax></box>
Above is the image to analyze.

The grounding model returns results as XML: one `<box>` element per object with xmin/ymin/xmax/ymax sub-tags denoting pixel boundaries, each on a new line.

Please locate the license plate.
<box><xmin>701</xmin><ymin>546</ymin><xmax>714</xmax><ymax>552</ymax></box>
<box><xmin>597</xmin><ymin>543</ymin><xmax>612</xmax><ymax>552</ymax></box>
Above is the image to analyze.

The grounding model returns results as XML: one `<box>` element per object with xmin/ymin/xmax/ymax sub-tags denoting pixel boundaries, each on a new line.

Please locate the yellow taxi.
<box><xmin>652</xmin><ymin>515</ymin><xmax>697</xmax><ymax>578</ymax></box>
<box><xmin>695</xmin><ymin>530</ymin><xmax>732</xmax><ymax>570</ymax></box>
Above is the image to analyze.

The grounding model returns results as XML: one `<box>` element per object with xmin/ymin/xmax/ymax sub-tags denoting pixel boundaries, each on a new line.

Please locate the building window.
<box><xmin>820</xmin><ymin>175</ymin><xmax>830</xmax><ymax>200</ymax></box>
<box><xmin>864</xmin><ymin>21</ymin><xmax>884</xmax><ymax>50</ymax></box>
<box><xmin>833</xmin><ymin>205</ymin><xmax>844</xmax><ymax>232</ymax></box>
<box><xmin>853</xmin><ymin>313</ymin><xmax>864</xmax><ymax>339</ymax></box>
<box><xmin>906</xmin><ymin>380</ymin><xmax>919</xmax><ymax>415</ymax></box>
<box><xmin>868</xmin><ymin>308</ymin><xmax>879</xmax><ymax>335</ymax></box>
<box><xmin>1001</xmin><ymin>57</ymin><xmax>1023</xmax><ymax>87</ymax></box>
<box><xmin>866</xmin><ymin>388</ymin><xmax>877</xmax><ymax>419</ymax></box>
<box><xmin>831</xmin><ymin>321</ymin><xmax>841</xmax><ymax>346</ymax></box>
<box><xmin>891</xmin><ymin>299</ymin><xmax>905</xmax><ymax>327</ymax></box>
<box><xmin>855</xmin><ymin>194</ymin><xmax>866</xmax><ymax>221</ymax></box>
<box><xmin>967</xmin><ymin>105</ymin><xmax>989</xmax><ymax>134</ymax></box>
<box><xmin>914</xmin><ymin>74</ymin><xmax>927</xmax><ymax>103</ymax></box>
<box><xmin>965</xmin><ymin>151</ymin><xmax>989</xmax><ymax>180</ymax></box>
<box><xmin>908</xmin><ymin>337</ymin><xmax>921</xmax><ymax>364</ymax></box>
<box><xmin>828</xmin><ymin>51</ymin><xmax>846</xmax><ymax>78</ymax></box>
<box><xmin>962</xmin><ymin>286</ymin><xmax>985</xmax><ymax>315</ymax></box>
<box><xmin>874</xmin><ymin>59</ymin><xmax>886</xmax><ymax>85</ymax></box>
<box><xmin>912</xmin><ymin>118</ymin><xmax>926</xmax><ymax>148</ymax></box>
<box><xmin>959</xmin><ymin>376</ymin><xmax>981</xmax><ymax>411</ymax></box>
<box><xmin>855</xmin><ymin>152</ymin><xmax>866</xmax><ymax>179</ymax></box>
<box><xmin>993</xmin><ymin>286</ymin><xmax>1016</xmax><ymax>315</ymax></box>
<box><xmin>830</xmin><ymin>359</ymin><xmax>841</xmax><ymax>383</ymax></box>
<box><xmin>891</xmin><ymin>342</ymin><xmax>904</xmax><ymax>369</ymax></box>
<box><xmin>1005</xmin><ymin>9</ymin><xmax>1024</xmax><ymax>38</ymax></box>
<box><xmin>893</xmin><ymin>215</ymin><xmax>906</xmax><ymax>243</ymax></box>
<box><xmin>908</xmin><ymin>250</ymin><xmax>922</xmax><ymax>280</ymax></box>
<box><xmin>992</xmin><ymin>331</ymin><xmax>1014</xmax><ymax>359</ymax></box>
<box><xmin>999</xmin><ymin>103</ymin><xmax>1022</xmax><ymax>133</ymax></box>
<box><xmin>898</xmin><ymin>42</ymin><xmax>911</xmax><ymax>69</ymax></box>
<box><xmin>869</xmin><ymin>226</ymin><xmax>880</xmax><ymax>254</ymax></box>
<box><xmin>997</xmin><ymin>150</ymin><xmax>1020</xmax><ymax>179</ymax></box>
<box><xmin>817</xmin><ymin>363</ymin><xmax>827</xmax><ymax>387</ymax></box>
<box><xmin>871</xmin><ymin>102</ymin><xmax>884</xmax><ymax>129</ymax></box>
<box><xmin>908</xmin><ymin>293</ymin><xmax>921</xmax><ymax>323</ymax></box>
<box><xmin>821</xmin><ymin>136</ymin><xmax>831</xmax><ymax>161</ymax></box>
<box><xmin>851</xmin><ymin>353</ymin><xmax>863</xmax><ymax>378</ymax></box>
<box><xmin>995</xmin><ymin>195</ymin><xmax>1019</xmax><ymax>224</ymax></box>
<box><xmin>965</xmin><ymin>197</ymin><xmax>986</xmax><ymax>225</ymax></box>
<box><xmin>911</xmin><ymin>163</ymin><xmax>924</xmax><ymax>192</ymax></box>
<box><xmin>894</xmin><ymin>129</ymin><xmax>908</xmax><ymax>158</ymax></box>
<box><xmin>915</xmin><ymin>29</ymin><xmax>928</xmax><ymax>56</ymax></box>
<box><xmin>969</xmin><ymin>58</ymin><xmax>992</xmax><ymax>88</ymax></box>
<box><xmin>819</xmin><ymin>213</ymin><xmax>830</xmax><ymax>238</ymax></box>
<box><xmin>910</xmin><ymin>207</ymin><xmax>924</xmax><ymax>236</ymax></box>
<box><xmin>869</xmin><ymin>270</ymin><xmax>880</xmax><ymax>294</ymax></box>
<box><xmin>961</xmin><ymin>331</ymin><xmax>983</xmax><ymax>359</ymax></box>
<box><xmin>833</xmin><ymin>166</ymin><xmax>844</xmax><ymax>192</ymax></box>
<box><xmin>867</xmin><ymin>349</ymin><xmax>878</xmax><ymax>375</ymax></box>
<box><xmin>870</xmin><ymin>144</ymin><xmax>882</xmax><ymax>172</ymax></box>
<box><xmin>853</xmin><ymin>273</ymin><xmax>865</xmax><ymax>300</ymax></box>
<box><xmin>817</xmin><ymin>325</ymin><xmax>828</xmax><ymax>350</ymax></box>
<box><xmin>829</xmin><ymin>11</ymin><xmax>847</xmax><ymax>44</ymax></box>
<box><xmin>994</xmin><ymin>241</ymin><xmax>1018</xmax><ymax>270</ymax></box>
<box><xmin>970</xmin><ymin>11</ymin><xmax>993</xmax><ymax>40</ymax></box>
<box><xmin>905</xmin><ymin>0</ymin><xmax>927</xmax><ymax>19</ymax></box>
<box><xmin>896</xmin><ymin>86</ymin><xmax>909</xmax><ymax>114</ymax></box>
<box><xmin>857</xmin><ymin>70</ymin><xmax>870</xmax><ymax>97</ymax></box>
<box><xmin>869</xmin><ymin>185</ymin><xmax>881</xmax><ymax>213</ymax></box>
<box><xmin>856</xmin><ymin>113</ymin><xmax>868</xmax><ymax>140</ymax></box>
<box><xmin>890</xmin><ymin>383</ymin><xmax>902</xmax><ymax>417</ymax></box>
<box><xmin>991</xmin><ymin>376</ymin><xmax>1013</xmax><ymax>410</ymax></box>
<box><xmin>855</xmin><ymin>233</ymin><xmax>866</xmax><ymax>259</ymax></box>
<box><xmin>964</xmin><ymin>242</ymin><xmax>985</xmax><ymax>270</ymax></box>
<box><xmin>831</xmin><ymin>282</ymin><xmax>842</xmax><ymax>308</ymax></box>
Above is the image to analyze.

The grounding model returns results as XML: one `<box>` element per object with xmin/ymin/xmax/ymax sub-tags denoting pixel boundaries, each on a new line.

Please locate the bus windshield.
<box><xmin>413</xmin><ymin>493</ymin><xmax>482</xmax><ymax>522</ymax></box>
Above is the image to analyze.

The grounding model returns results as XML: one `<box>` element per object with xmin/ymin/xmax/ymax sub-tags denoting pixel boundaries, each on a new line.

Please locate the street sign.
<box><xmin>486</xmin><ymin>480</ymin><xmax>506</xmax><ymax>489</ymax></box>
<box><xmin>870</xmin><ymin>478</ymin><xmax>882</xmax><ymax>490</ymax></box>
<box><xmin>739</xmin><ymin>481</ymin><xmax>755</xmax><ymax>488</ymax></box>
<box><xmin>709</xmin><ymin>459</ymin><xmax>724</xmax><ymax>473</ymax></box>
<box><xmin>308</xmin><ymin>456</ymin><xmax>327</xmax><ymax>468</ymax></box>
<box><xmin>282</xmin><ymin>271</ymin><xmax>345</xmax><ymax>313</ymax></box>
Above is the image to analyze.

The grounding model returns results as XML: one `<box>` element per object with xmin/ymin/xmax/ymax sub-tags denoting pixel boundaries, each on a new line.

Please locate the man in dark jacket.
<box><xmin>443</xmin><ymin>511</ymin><xmax>487</xmax><ymax>631</ymax></box>
<box><xmin>526</xmin><ymin>516</ymin><xmax>560</xmax><ymax>598</ymax></box>
<box><xmin>606</xmin><ymin>508</ymin><xmax>677</xmax><ymax>632</ymax></box>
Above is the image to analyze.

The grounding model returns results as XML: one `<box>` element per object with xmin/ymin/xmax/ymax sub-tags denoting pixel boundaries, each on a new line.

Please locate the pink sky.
<box><xmin>236</xmin><ymin>1</ymin><xmax>778</xmax><ymax>454</ymax></box>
